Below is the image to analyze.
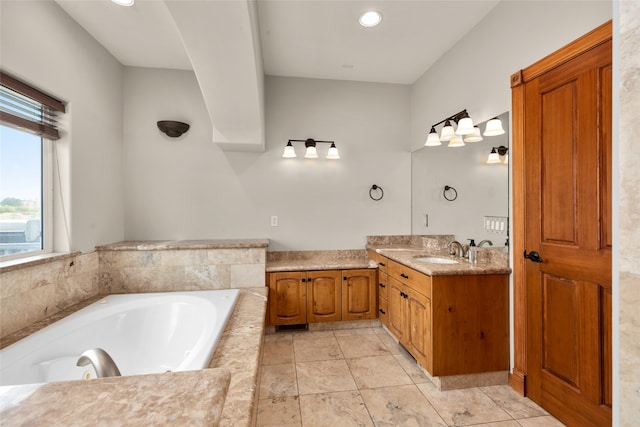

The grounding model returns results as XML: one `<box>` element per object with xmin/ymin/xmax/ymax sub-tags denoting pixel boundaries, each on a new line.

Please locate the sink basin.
<box><xmin>413</xmin><ymin>256</ymin><xmax>458</xmax><ymax>264</ymax></box>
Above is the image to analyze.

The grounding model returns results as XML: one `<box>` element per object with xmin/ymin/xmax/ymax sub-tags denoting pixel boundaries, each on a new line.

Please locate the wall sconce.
<box><xmin>425</xmin><ymin>110</ymin><xmax>506</xmax><ymax>147</ymax></box>
<box><xmin>157</xmin><ymin>120</ymin><xmax>190</xmax><ymax>137</ymax></box>
<box><xmin>487</xmin><ymin>145</ymin><xmax>508</xmax><ymax>164</ymax></box>
<box><xmin>283</xmin><ymin>139</ymin><xmax>340</xmax><ymax>159</ymax></box>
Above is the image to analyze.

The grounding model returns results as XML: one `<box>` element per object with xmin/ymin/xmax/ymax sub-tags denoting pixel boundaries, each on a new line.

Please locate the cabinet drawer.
<box><xmin>378</xmin><ymin>296</ymin><xmax>389</xmax><ymax>325</ymax></box>
<box><xmin>367</xmin><ymin>250</ymin><xmax>389</xmax><ymax>273</ymax></box>
<box><xmin>388</xmin><ymin>259</ymin><xmax>432</xmax><ymax>296</ymax></box>
<box><xmin>378</xmin><ymin>271</ymin><xmax>389</xmax><ymax>300</ymax></box>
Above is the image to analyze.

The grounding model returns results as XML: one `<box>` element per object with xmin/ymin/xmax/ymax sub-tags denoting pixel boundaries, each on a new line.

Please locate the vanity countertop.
<box><xmin>369</xmin><ymin>245</ymin><xmax>511</xmax><ymax>276</ymax></box>
<box><xmin>266</xmin><ymin>249</ymin><xmax>376</xmax><ymax>272</ymax></box>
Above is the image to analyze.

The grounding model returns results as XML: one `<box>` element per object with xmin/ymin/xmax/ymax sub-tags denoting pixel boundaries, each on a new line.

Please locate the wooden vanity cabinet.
<box><xmin>372</xmin><ymin>255</ymin><xmax>509</xmax><ymax>377</ymax></box>
<box><xmin>268</xmin><ymin>268</ymin><xmax>376</xmax><ymax>325</ymax></box>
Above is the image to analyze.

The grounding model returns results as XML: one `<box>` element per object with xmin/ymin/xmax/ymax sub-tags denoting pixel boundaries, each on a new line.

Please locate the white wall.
<box><xmin>411</xmin><ymin>0</ymin><xmax>612</xmax><ymax>151</ymax></box>
<box><xmin>123</xmin><ymin>71</ymin><xmax>411</xmax><ymax>250</ymax></box>
<box><xmin>0</xmin><ymin>1</ymin><xmax>124</xmax><ymax>253</ymax></box>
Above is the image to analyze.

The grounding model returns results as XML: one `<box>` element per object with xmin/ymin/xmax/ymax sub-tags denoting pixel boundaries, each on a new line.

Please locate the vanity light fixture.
<box><xmin>359</xmin><ymin>11</ymin><xmax>383</xmax><ymax>27</ymax></box>
<box><xmin>487</xmin><ymin>146</ymin><xmax>508</xmax><ymax>164</ymax></box>
<box><xmin>111</xmin><ymin>0</ymin><xmax>134</xmax><ymax>6</ymax></box>
<box><xmin>283</xmin><ymin>139</ymin><xmax>340</xmax><ymax>160</ymax></box>
<box><xmin>425</xmin><ymin>109</ymin><xmax>505</xmax><ymax>148</ymax></box>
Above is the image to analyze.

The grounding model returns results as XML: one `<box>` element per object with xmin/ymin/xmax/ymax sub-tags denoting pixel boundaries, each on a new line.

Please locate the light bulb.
<box><xmin>484</xmin><ymin>118</ymin><xmax>505</xmax><ymax>136</ymax></box>
<box><xmin>440</xmin><ymin>120</ymin><xmax>455</xmax><ymax>141</ymax></box>
<box><xmin>425</xmin><ymin>127</ymin><xmax>441</xmax><ymax>146</ymax></box>
<box><xmin>326</xmin><ymin>143</ymin><xmax>340</xmax><ymax>159</ymax></box>
<box><xmin>455</xmin><ymin>116</ymin><xmax>475</xmax><ymax>135</ymax></box>
<box><xmin>282</xmin><ymin>142</ymin><xmax>296</xmax><ymax>158</ymax></box>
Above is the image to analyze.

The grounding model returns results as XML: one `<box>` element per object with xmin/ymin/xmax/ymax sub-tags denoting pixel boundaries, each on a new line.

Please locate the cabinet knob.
<box><xmin>400</xmin><ymin>273</ymin><xmax>409</xmax><ymax>279</ymax></box>
<box><xmin>379</xmin><ymin>283</ymin><xmax>386</xmax><ymax>288</ymax></box>
<box><xmin>302</xmin><ymin>278</ymin><xmax>306</xmax><ymax>283</ymax></box>
<box><xmin>343</xmin><ymin>276</ymin><xmax>347</xmax><ymax>281</ymax></box>
<box><xmin>379</xmin><ymin>309</ymin><xmax>386</xmax><ymax>315</ymax></box>
<box><xmin>379</xmin><ymin>262</ymin><xmax>386</xmax><ymax>267</ymax></box>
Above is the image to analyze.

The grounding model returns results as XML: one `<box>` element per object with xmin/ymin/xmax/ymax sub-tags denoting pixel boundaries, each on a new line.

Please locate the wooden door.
<box><xmin>387</xmin><ymin>277</ymin><xmax>406</xmax><ymax>342</ymax></box>
<box><xmin>268</xmin><ymin>271</ymin><xmax>307</xmax><ymax>325</ymax></box>
<box><xmin>405</xmin><ymin>287</ymin><xmax>431</xmax><ymax>370</ymax></box>
<box><xmin>513</xmin><ymin>22</ymin><xmax>612</xmax><ymax>427</ymax></box>
<box><xmin>307</xmin><ymin>270</ymin><xmax>341</xmax><ymax>323</ymax></box>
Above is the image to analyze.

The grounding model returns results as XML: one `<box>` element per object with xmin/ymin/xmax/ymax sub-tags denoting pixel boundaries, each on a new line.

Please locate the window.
<box><xmin>0</xmin><ymin>72</ymin><xmax>65</xmax><ymax>260</ymax></box>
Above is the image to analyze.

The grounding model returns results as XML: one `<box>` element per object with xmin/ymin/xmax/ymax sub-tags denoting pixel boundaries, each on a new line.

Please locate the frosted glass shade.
<box><xmin>486</xmin><ymin>148</ymin><xmax>501</xmax><ymax>164</ymax></box>
<box><xmin>464</xmin><ymin>127</ymin><xmax>483</xmax><ymax>142</ymax></box>
<box><xmin>484</xmin><ymin>118</ymin><xmax>505</xmax><ymax>136</ymax></box>
<box><xmin>425</xmin><ymin>128</ymin><xmax>441</xmax><ymax>146</ymax></box>
<box><xmin>448</xmin><ymin>135</ymin><xmax>465</xmax><ymax>147</ymax></box>
<box><xmin>440</xmin><ymin>120</ymin><xmax>455</xmax><ymax>141</ymax></box>
<box><xmin>304</xmin><ymin>145</ymin><xmax>318</xmax><ymax>158</ymax></box>
<box><xmin>326</xmin><ymin>143</ymin><xmax>340</xmax><ymax>159</ymax></box>
<box><xmin>502</xmin><ymin>154</ymin><xmax>509</xmax><ymax>164</ymax></box>
<box><xmin>455</xmin><ymin>117</ymin><xmax>475</xmax><ymax>135</ymax></box>
<box><xmin>282</xmin><ymin>142</ymin><xmax>296</xmax><ymax>158</ymax></box>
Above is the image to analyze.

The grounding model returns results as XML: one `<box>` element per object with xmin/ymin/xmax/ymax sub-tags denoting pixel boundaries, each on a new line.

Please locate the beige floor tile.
<box><xmin>516</xmin><ymin>416</ymin><xmax>567</xmax><ymax>426</ymax></box>
<box><xmin>262</xmin><ymin>339</ymin><xmax>295</xmax><ymax>365</ymax></box>
<box><xmin>481</xmin><ymin>385</ymin><xmax>548</xmax><ymax>419</ymax></box>
<box><xmin>333</xmin><ymin>327</ymin><xmax>376</xmax><ymax>336</ymax></box>
<box><xmin>336</xmin><ymin>334</ymin><xmax>390</xmax><ymax>359</ymax></box>
<box><xmin>299</xmin><ymin>391</ymin><xmax>374</xmax><ymax>427</ymax></box>
<box><xmin>264</xmin><ymin>331</ymin><xmax>293</xmax><ymax>342</ymax></box>
<box><xmin>417</xmin><ymin>382</ymin><xmax>512</xmax><ymax>426</ymax></box>
<box><xmin>259</xmin><ymin>363</ymin><xmax>298</xmax><ymax>399</ymax></box>
<box><xmin>393</xmin><ymin>352</ymin><xmax>431</xmax><ymax>384</ymax></box>
<box><xmin>296</xmin><ymin>359</ymin><xmax>358</xmax><ymax>395</ymax></box>
<box><xmin>291</xmin><ymin>330</ymin><xmax>335</xmax><ymax>340</ymax></box>
<box><xmin>375</xmin><ymin>330</ymin><xmax>410</xmax><ymax>355</ymax></box>
<box><xmin>256</xmin><ymin>396</ymin><xmax>301</xmax><ymax>427</ymax></box>
<box><xmin>294</xmin><ymin>337</ymin><xmax>344</xmax><ymax>362</ymax></box>
<box><xmin>347</xmin><ymin>355</ymin><xmax>413</xmax><ymax>389</ymax></box>
<box><xmin>360</xmin><ymin>384</ymin><xmax>447</xmax><ymax>426</ymax></box>
<box><xmin>469</xmin><ymin>422</ymin><xmax>521</xmax><ymax>427</ymax></box>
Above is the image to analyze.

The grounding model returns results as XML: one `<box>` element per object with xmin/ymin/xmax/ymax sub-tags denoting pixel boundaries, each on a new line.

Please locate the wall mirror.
<box><xmin>411</xmin><ymin>111</ymin><xmax>509</xmax><ymax>249</ymax></box>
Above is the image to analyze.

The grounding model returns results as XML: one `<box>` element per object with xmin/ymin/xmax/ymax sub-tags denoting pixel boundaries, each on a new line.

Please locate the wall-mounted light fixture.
<box><xmin>157</xmin><ymin>120</ymin><xmax>190</xmax><ymax>138</ymax></box>
<box><xmin>487</xmin><ymin>145</ymin><xmax>508</xmax><ymax>164</ymax></box>
<box><xmin>424</xmin><ymin>110</ymin><xmax>505</xmax><ymax>147</ymax></box>
<box><xmin>283</xmin><ymin>139</ymin><xmax>340</xmax><ymax>159</ymax></box>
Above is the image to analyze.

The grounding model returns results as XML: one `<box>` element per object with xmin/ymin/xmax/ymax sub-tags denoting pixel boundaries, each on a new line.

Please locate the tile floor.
<box><xmin>257</xmin><ymin>325</ymin><xmax>566</xmax><ymax>427</ymax></box>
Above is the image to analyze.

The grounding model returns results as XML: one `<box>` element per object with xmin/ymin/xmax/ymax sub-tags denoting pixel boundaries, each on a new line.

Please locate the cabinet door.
<box><xmin>406</xmin><ymin>287</ymin><xmax>432</xmax><ymax>371</ymax></box>
<box><xmin>268</xmin><ymin>272</ymin><xmax>307</xmax><ymax>325</ymax></box>
<box><xmin>307</xmin><ymin>270</ymin><xmax>342</xmax><ymax>323</ymax></box>
<box><xmin>388</xmin><ymin>277</ymin><xmax>406</xmax><ymax>343</ymax></box>
<box><xmin>342</xmin><ymin>269</ymin><xmax>377</xmax><ymax>320</ymax></box>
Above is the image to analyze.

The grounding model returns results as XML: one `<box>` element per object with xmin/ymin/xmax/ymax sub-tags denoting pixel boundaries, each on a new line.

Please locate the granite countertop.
<box><xmin>0</xmin><ymin>287</ymin><xmax>268</xmax><ymax>427</ymax></box>
<box><xmin>96</xmin><ymin>239</ymin><xmax>270</xmax><ymax>251</ymax></box>
<box><xmin>370</xmin><ymin>245</ymin><xmax>511</xmax><ymax>276</ymax></box>
<box><xmin>265</xmin><ymin>249</ymin><xmax>377</xmax><ymax>272</ymax></box>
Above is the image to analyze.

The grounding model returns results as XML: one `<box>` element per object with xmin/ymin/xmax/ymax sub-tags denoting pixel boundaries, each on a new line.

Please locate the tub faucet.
<box><xmin>77</xmin><ymin>348</ymin><xmax>121</xmax><ymax>378</ymax></box>
<box><xmin>448</xmin><ymin>241</ymin><xmax>466</xmax><ymax>258</ymax></box>
<box><xmin>478</xmin><ymin>240</ymin><xmax>493</xmax><ymax>247</ymax></box>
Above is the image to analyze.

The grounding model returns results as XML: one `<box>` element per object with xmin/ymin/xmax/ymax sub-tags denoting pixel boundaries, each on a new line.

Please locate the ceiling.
<box><xmin>55</xmin><ymin>0</ymin><xmax>500</xmax><ymax>85</ymax></box>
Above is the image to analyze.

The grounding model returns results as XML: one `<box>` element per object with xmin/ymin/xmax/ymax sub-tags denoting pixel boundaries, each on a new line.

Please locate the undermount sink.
<box><xmin>413</xmin><ymin>256</ymin><xmax>458</xmax><ymax>264</ymax></box>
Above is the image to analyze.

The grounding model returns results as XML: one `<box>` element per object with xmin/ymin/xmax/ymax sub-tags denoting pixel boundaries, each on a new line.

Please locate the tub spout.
<box><xmin>77</xmin><ymin>348</ymin><xmax>121</xmax><ymax>378</ymax></box>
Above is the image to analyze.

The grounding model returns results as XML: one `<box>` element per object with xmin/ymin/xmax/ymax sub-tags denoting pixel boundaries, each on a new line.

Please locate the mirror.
<box><xmin>411</xmin><ymin>112</ymin><xmax>509</xmax><ymax>248</ymax></box>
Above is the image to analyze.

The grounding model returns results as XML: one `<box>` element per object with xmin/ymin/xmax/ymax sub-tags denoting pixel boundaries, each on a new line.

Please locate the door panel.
<box><xmin>406</xmin><ymin>288</ymin><xmax>431</xmax><ymax>370</ymax></box>
<box><xmin>269</xmin><ymin>272</ymin><xmax>307</xmax><ymax>325</ymax></box>
<box><xmin>307</xmin><ymin>270</ymin><xmax>341</xmax><ymax>323</ymax></box>
<box><xmin>388</xmin><ymin>277</ymin><xmax>405</xmax><ymax>343</ymax></box>
<box><xmin>342</xmin><ymin>269</ymin><xmax>376</xmax><ymax>320</ymax></box>
<box><xmin>522</xmin><ymin>37</ymin><xmax>612</xmax><ymax>426</ymax></box>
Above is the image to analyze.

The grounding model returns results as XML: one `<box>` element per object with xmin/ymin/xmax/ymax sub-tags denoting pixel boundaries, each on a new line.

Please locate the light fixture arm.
<box><xmin>429</xmin><ymin>109</ymin><xmax>470</xmax><ymax>128</ymax></box>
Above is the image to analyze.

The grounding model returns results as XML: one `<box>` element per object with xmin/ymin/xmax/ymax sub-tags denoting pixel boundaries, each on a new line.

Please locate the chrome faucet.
<box><xmin>448</xmin><ymin>240</ymin><xmax>466</xmax><ymax>258</ymax></box>
<box><xmin>478</xmin><ymin>240</ymin><xmax>493</xmax><ymax>247</ymax></box>
<box><xmin>77</xmin><ymin>348</ymin><xmax>121</xmax><ymax>378</ymax></box>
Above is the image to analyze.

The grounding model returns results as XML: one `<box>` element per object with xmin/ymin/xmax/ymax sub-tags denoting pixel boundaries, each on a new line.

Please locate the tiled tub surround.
<box><xmin>98</xmin><ymin>239</ymin><xmax>269</xmax><ymax>293</ymax></box>
<box><xmin>0</xmin><ymin>251</ymin><xmax>101</xmax><ymax>339</ymax></box>
<box><xmin>0</xmin><ymin>287</ymin><xmax>268</xmax><ymax>426</ymax></box>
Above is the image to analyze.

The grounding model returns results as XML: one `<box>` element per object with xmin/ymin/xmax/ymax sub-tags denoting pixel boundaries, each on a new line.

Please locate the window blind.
<box><xmin>0</xmin><ymin>71</ymin><xmax>65</xmax><ymax>140</ymax></box>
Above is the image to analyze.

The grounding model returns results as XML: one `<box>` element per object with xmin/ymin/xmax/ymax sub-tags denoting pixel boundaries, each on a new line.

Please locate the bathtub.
<box><xmin>0</xmin><ymin>289</ymin><xmax>240</xmax><ymax>386</ymax></box>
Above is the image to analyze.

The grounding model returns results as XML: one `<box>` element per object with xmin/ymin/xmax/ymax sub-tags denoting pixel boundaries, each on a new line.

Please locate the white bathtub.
<box><xmin>0</xmin><ymin>289</ymin><xmax>240</xmax><ymax>386</ymax></box>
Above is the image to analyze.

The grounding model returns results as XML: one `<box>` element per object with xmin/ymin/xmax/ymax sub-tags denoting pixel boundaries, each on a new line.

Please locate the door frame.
<box><xmin>509</xmin><ymin>20</ymin><xmax>612</xmax><ymax>396</ymax></box>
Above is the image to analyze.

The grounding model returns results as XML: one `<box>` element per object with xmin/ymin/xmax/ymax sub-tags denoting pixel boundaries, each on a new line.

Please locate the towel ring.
<box><xmin>443</xmin><ymin>185</ymin><xmax>458</xmax><ymax>201</ymax></box>
<box><xmin>369</xmin><ymin>185</ymin><xmax>384</xmax><ymax>201</ymax></box>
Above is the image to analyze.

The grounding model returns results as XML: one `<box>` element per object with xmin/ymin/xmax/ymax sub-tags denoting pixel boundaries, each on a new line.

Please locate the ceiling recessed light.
<box><xmin>359</xmin><ymin>11</ymin><xmax>382</xmax><ymax>28</ymax></box>
<box><xmin>111</xmin><ymin>0</ymin><xmax>135</xmax><ymax>6</ymax></box>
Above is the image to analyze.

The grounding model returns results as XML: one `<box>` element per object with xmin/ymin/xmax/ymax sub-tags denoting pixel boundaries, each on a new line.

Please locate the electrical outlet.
<box><xmin>270</xmin><ymin>216</ymin><xmax>278</xmax><ymax>227</ymax></box>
